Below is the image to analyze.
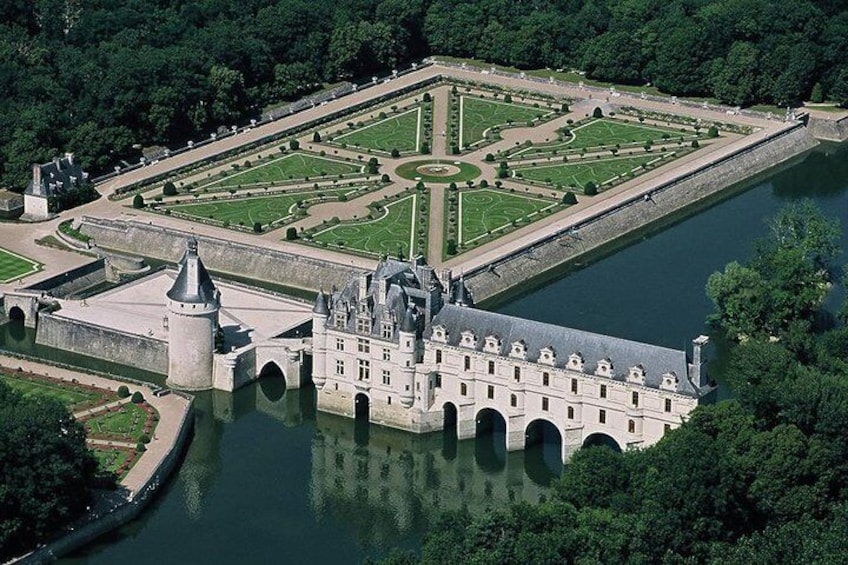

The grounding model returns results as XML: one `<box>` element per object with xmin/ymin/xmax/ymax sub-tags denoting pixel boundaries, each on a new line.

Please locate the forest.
<box><xmin>1</xmin><ymin>0</ymin><xmax>847</xmax><ymax>189</ymax></box>
<box><xmin>378</xmin><ymin>201</ymin><xmax>848</xmax><ymax>563</ymax></box>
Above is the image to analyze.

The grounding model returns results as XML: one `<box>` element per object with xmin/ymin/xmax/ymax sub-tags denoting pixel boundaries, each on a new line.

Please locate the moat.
<box><xmin>2</xmin><ymin>143</ymin><xmax>845</xmax><ymax>563</ymax></box>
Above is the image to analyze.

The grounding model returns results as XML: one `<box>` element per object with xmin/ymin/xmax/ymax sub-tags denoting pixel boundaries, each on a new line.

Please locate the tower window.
<box><xmin>382</xmin><ymin>324</ymin><xmax>393</xmax><ymax>339</ymax></box>
<box><xmin>335</xmin><ymin>360</ymin><xmax>344</xmax><ymax>376</ymax></box>
<box><xmin>358</xmin><ymin>359</ymin><xmax>370</xmax><ymax>381</ymax></box>
<box><xmin>336</xmin><ymin>338</ymin><xmax>344</xmax><ymax>351</ymax></box>
<box><xmin>382</xmin><ymin>348</ymin><xmax>391</xmax><ymax>361</ymax></box>
<box><xmin>628</xmin><ymin>419</ymin><xmax>635</xmax><ymax>433</ymax></box>
<box><xmin>382</xmin><ymin>370</ymin><xmax>391</xmax><ymax>385</ymax></box>
<box><xmin>357</xmin><ymin>338</ymin><xmax>370</xmax><ymax>353</ymax></box>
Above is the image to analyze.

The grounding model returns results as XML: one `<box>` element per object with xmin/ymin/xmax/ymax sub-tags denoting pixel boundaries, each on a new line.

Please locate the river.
<box><xmin>7</xmin><ymin>143</ymin><xmax>848</xmax><ymax>563</ymax></box>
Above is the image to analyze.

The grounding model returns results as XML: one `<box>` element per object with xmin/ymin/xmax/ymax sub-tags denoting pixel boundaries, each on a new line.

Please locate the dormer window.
<box><xmin>334</xmin><ymin>311</ymin><xmax>346</xmax><ymax>329</ymax></box>
<box><xmin>660</xmin><ymin>371</ymin><xmax>679</xmax><ymax>392</ymax></box>
<box><xmin>484</xmin><ymin>335</ymin><xmax>501</xmax><ymax>354</ymax></box>
<box><xmin>356</xmin><ymin>317</ymin><xmax>371</xmax><ymax>334</ymax></box>
<box><xmin>539</xmin><ymin>346</ymin><xmax>556</xmax><ymax>366</ymax></box>
<box><xmin>510</xmin><ymin>340</ymin><xmax>527</xmax><ymax>360</ymax></box>
<box><xmin>381</xmin><ymin>323</ymin><xmax>393</xmax><ymax>340</ymax></box>
<box><xmin>628</xmin><ymin>364</ymin><xmax>646</xmax><ymax>385</ymax></box>
<box><xmin>432</xmin><ymin>325</ymin><xmax>448</xmax><ymax>343</ymax></box>
<box><xmin>568</xmin><ymin>352</ymin><xmax>584</xmax><ymax>372</ymax></box>
<box><xmin>460</xmin><ymin>330</ymin><xmax>477</xmax><ymax>349</ymax></box>
<box><xmin>595</xmin><ymin>358</ymin><xmax>614</xmax><ymax>378</ymax></box>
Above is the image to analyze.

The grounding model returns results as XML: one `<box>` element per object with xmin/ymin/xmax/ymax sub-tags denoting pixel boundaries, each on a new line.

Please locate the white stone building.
<box><xmin>23</xmin><ymin>153</ymin><xmax>89</xmax><ymax>220</ymax></box>
<box><xmin>312</xmin><ymin>257</ymin><xmax>714</xmax><ymax>461</ymax></box>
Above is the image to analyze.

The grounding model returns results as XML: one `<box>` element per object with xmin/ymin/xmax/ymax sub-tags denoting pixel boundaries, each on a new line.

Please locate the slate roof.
<box><xmin>428</xmin><ymin>304</ymin><xmax>698</xmax><ymax>397</ymax></box>
<box><xmin>25</xmin><ymin>154</ymin><xmax>88</xmax><ymax>198</ymax></box>
<box><xmin>313</xmin><ymin>291</ymin><xmax>330</xmax><ymax>315</ymax></box>
<box><xmin>167</xmin><ymin>238</ymin><xmax>218</xmax><ymax>304</ymax></box>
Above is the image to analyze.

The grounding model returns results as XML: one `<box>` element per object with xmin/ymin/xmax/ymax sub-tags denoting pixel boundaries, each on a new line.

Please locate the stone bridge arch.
<box><xmin>524</xmin><ymin>418</ymin><xmax>564</xmax><ymax>482</ymax></box>
<box><xmin>254</xmin><ymin>343</ymin><xmax>304</xmax><ymax>389</ymax></box>
<box><xmin>582</xmin><ymin>432</ymin><xmax>624</xmax><ymax>453</ymax></box>
<box><xmin>2</xmin><ymin>292</ymin><xmax>41</xmax><ymax>328</ymax></box>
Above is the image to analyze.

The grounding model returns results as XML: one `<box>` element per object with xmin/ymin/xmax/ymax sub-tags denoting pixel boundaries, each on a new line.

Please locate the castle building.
<box><xmin>312</xmin><ymin>257</ymin><xmax>714</xmax><ymax>461</ymax></box>
<box><xmin>23</xmin><ymin>153</ymin><xmax>90</xmax><ymax>220</ymax></box>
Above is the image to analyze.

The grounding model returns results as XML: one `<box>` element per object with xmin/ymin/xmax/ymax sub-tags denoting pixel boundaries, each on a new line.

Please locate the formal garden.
<box><xmin>0</xmin><ymin>247</ymin><xmax>42</xmax><ymax>284</ymax></box>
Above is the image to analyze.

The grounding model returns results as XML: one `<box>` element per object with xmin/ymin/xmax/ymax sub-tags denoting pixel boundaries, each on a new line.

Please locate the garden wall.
<box><xmin>77</xmin><ymin>217</ymin><xmax>362</xmax><ymax>292</ymax></box>
<box><xmin>807</xmin><ymin>114</ymin><xmax>848</xmax><ymax>143</ymax></box>
<box><xmin>466</xmin><ymin>123</ymin><xmax>819</xmax><ymax>302</ymax></box>
<box><xmin>25</xmin><ymin>259</ymin><xmax>106</xmax><ymax>298</ymax></box>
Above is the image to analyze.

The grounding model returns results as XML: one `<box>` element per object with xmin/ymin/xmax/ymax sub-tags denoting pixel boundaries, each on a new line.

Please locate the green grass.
<box><xmin>514</xmin><ymin>154</ymin><xmax>671</xmax><ymax>189</ymax></box>
<box><xmin>91</xmin><ymin>447</ymin><xmax>134</xmax><ymax>477</ymax></box>
<box><xmin>509</xmin><ymin>118</ymin><xmax>691</xmax><ymax>159</ymax></box>
<box><xmin>458</xmin><ymin>189</ymin><xmax>558</xmax><ymax>244</ymax></box>
<box><xmin>460</xmin><ymin>96</ymin><xmax>550</xmax><ymax>147</ymax></box>
<box><xmin>167</xmin><ymin>188</ymin><xmax>352</xmax><ymax>228</ymax></box>
<box><xmin>202</xmin><ymin>153</ymin><xmax>363</xmax><ymax>190</ymax></box>
<box><xmin>85</xmin><ymin>402</ymin><xmax>150</xmax><ymax>441</ymax></box>
<box><xmin>0</xmin><ymin>247</ymin><xmax>41</xmax><ymax>284</ymax></box>
<box><xmin>395</xmin><ymin>160</ymin><xmax>481</xmax><ymax>183</ymax></box>
<box><xmin>333</xmin><ymin>107</ymin><xmax>422</xmax><ymax>153</ymax></box>
<box><xmin>0</xmin><ymin>374</ymin><xmax>107</xmax><ymax>410</ymax></box>
<box><xmin>312</xmin><ymin>193</ymin><xmax>420</xmax><ymax>257</ymax></box>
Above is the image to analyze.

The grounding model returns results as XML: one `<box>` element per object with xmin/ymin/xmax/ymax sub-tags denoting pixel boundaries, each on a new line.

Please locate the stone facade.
<box><xmin>312</xmin><ymin>258</ymin><xmax>713</xmax><ymax>461</ymax></box>
<box><xmin>24</xmin><ymin>153</ymin><xmax>89</xmax><ymax>220</ymax></box>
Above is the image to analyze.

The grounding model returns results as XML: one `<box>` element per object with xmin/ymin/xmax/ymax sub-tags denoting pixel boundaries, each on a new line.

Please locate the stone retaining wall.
<box><xmin>807</xmin><ymin>114</ymin><xmax>848</xmax><ymax>142</ymax></box>
<box><xmin>78</xmin><ymin>218</ymin><xmax>361</xmax><ymax>292</ymax></box>
<box><xmin>25</xmin><ymin>259</ymin><xmax>106</xmax><ymax>298</ymax></box>
<box><xmin>35</xmin><ymin>313</ymin><xmax>168</xmax><ymax>375</ymax></box>
<box><xmin>466</xmin><ymin>124</ymin><xmax>819</xmax><ymax>302</ymax></box>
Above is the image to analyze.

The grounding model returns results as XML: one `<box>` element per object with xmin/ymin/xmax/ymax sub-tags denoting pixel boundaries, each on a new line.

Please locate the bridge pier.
<box><xmin>562</xmin><ymin>427</ymin><xmax>584</xmax><ymax>462</ymax></box>
<box><xmin>506</xmin><ymin>416</ymin><xmax>524</xmax><ymax>452</ymax></box>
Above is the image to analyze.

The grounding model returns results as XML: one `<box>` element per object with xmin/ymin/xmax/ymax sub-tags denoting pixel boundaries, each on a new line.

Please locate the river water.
<box><xmin>6</xmin><ymin>143</ymin><xmax>847</xmax><ymax>563</ymax></box>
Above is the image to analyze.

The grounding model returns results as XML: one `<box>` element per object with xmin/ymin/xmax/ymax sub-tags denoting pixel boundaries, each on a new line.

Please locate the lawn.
<box><xmin>0</xmin><ymin>247</ymin><xmax>41</xmax><ymax>284</ymax></box>
<box><xmin>312</xmin><ymin>193</ymin><xmax>420</xmax><ymax>257</ymax></box>
<box><xmin>332</xmin><ymin>107</ymin><xmax>422</xmax><ymax>153</ymax></box>
<box><xmin>457</xmin><ymin>189</ymin><xmax>558</xmax><ymax>244</ymax></box>
<box><xmin>395</xmin><ymin>160</ymin><xmax>481</xmax><ymax>183</ymax></box>
<box><xmin>203</xmin><ymin>152</ymin><xmax>362</xmax><ymax>189</ymax></box>
<box><xmin>513</xmin><ymin>154</ymin><xmax>671</xmax><ymax>189</ymax></box>
<box><xmin>167</xmin><ymin>188</ymin><xmax>352</xmax><ymax>228</ymax></box>
<box><xmin>460</xmin><ymin>96</ymin><xmax>550</xmax><ymax>148</ymax></box>
<box><xmin>0</xmin><ymin>374</ymin><xmax>108</xmax><ymax>410</ymax></box>
<box><xmin>85</xmin><ymin>402</ymin><xmax>151</xmax><ymax>442</ymax></box>
<box><xmin>91</xmin><ymin>446</ymin><xmax>135</xmax><ymax>478</ymax></box>
<box><xmin>509</xmin><ymin>118</ymin><xmax>690</xmax><ymax>159</ymax></box>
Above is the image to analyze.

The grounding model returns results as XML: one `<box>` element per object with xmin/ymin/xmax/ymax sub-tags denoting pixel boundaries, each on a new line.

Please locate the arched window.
<box><xmin>628</xmin><ymin>419</ymin><xmax>635</xmax><ymax>433</ymax></box>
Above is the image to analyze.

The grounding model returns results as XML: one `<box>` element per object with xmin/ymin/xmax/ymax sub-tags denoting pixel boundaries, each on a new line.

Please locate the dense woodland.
<box><xmin>2</xmin><ymin>0</ymin><xmax>847</xmax><ymax>189</ymax></box>
<box><xmin>377</xmin><ymin>202</ymin><xmax>848</xmax><ymax>563</ymax></box>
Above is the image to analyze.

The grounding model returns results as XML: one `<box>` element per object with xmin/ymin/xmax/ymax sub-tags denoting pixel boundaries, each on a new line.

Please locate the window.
<box><xmin>664</xmin><ymin>423</ymin><xmax>671</xmax><ymax>432</ymax></box>
<box><xmin>460</xmin><ymin>383</ymin><xmax>467</xmax><ymax>396</ymax></box>
<box><xmin>513</xmin><ymin>366</ymin><xmax>521</xmax><ymax>382</ymax></box>
<box><xmin>628</xmin><ymin>419</ymin><xmax>635</xmax><ymax>433</ymax></box>
<box><xmin>387</xmin><ymin>396</ymin><xmax>392</xmax><ymax>405</ymax></box>
<box><xmin>435</xmin><ymin>349</ymin><xmax>442</xmax><ymax>363</ymax></box>
<box><xmin>664</xmin><ymin>398</ymin><xmax>672</xmax><ymax>412</ymax></box>
<box><xmin>336</xmin><ymin>338</ymin><xmax>345</xmax><ymax>351</ymax></box>
<box><xmin>358</xmin><ymin>359</ymin><xmax>370</xmax><ymax>381</ymax></box>
<box><xmin>334</xmin><ymin>314</ymin><xmax>345</xmax><ymax>329</ymax></box>
<box><xmin>599</xmin><ymin>409</ymin><xmax>606</xmax><ymax>424</ymax></box>
<box><xmin>542</xmin><ymin>372</ymin><xmax>550</xmax><ymax>386</ymax></box>
<box><xmin>382</xmin><ymin>370</ymin><xmax>391</xmax><ymax>385</ymax></box>
<box><xmin>357</xmin><ymin>338</ymin><xmax>370</xmax><ymax>353</ymax></box>
<box><xmin>488</xmin><ymin>360</ymin><xmax>495</xmax><ymax>375</ymax></box>
<box><xmin>487</xmin><ymin>385</ymin><xmax>494</xmax><ymax>399</ymax></box>
<box><xmin>571</xmin><ymin>378</ymin><xmax>578</xmax><ymax>394</ymax></box>
<box><xmin>382</xmin><ymin>323</ymin><xmax>393</xmax><ymax>339</ymax></box>
<box><xmin>356</xmin><ymin>318</ymin><xmax>370</xmax><ymax>334</ymax></box>
<box><xmin>510</xmin><ymin>394</ymin><xmax>517</xmax><ymax>407</ymax></box>
<box><xmin>335</xmin><ymin>360</ymin><xmax>344</xmax><ymax>376</ymax></box>
<box><xmin>435</xmin><ymin>374</ymin><xmax>442</xmax><ymax>388</ymax></box>
<box><xmin>600</xmin><ymin>384</ymin><xmax>607</xmax><ymax>398</ymax></box>
<box><xmin>382</xmin><ymin>348</ymin><xmax>391</xmax><ymax>361</ymax></box>
<box><xmin>632</xmin><ymin>391</ymin><xmax>639</xmax><ymax>407</ymax></box>
<box><xmin>464</xmin><ymin>356</ymin><xmax>471</xmax><ymax>370</ymax></box>
<box><xmin>567</xmin><ymin>406</ymin><xmax>574</xmax><ymax>419</ymax></box>
<box><xmin>542</xmin><ymin>397</ymin><xmax>549</xmax><ymax>411</ymax></box>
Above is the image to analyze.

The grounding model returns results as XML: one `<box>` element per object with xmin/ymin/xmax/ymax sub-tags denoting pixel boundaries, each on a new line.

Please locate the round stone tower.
<box><xmin>166</xmin><ymin>237</ymin><xmax>220</xmax><ymax>391</ymax></box>
<box><xmin>311</xmin><ymin>290</ymin><xmax>330</xmax><ymax>389</ymax></box>
<box><xmin>398</xmin><ymin>305</ymin><xmax>417</xmax><ymax>407</ymax></box>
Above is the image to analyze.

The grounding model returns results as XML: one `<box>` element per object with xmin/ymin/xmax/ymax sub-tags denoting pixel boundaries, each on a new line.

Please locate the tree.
<box><xmin>133</xmin><ymin>194</ymin><xmax>145</xmax><ymax>209</ymax></box>
<box><xmin>710</xmin><ymin>42</ymin><xmax>760</xmax><ymax>106</ymax></box>
<box><xmin>163</xmin><ymin>181</ymin><xmax>177</xmax><ymax>196</ymax></box>
<box><xmin>830</xmin><ymin>68</ymin><xmax>848</xmax><ymax>108</ymax></box>
<box><xmin>420</xmin><ymin>141</ymin><xmax>430</xmax><ymax>154</ymax></box>
<box><xmin>563</xmin><ymin>192</ymin><xmax>577</xmax><ymax>205</ymax></box>
<box><xmin>446</xmin><ymin>239</ymin><xmax>457</xmax><ymax>255</ymax></box>
<box><xmin>289</xmin><ymin>139</ymin><xmax>300</xmax><ymax>151</ymax></box>
<box><xmin>208</xmin><ymin>65</ymin><xmax>245</xmax><ymax>123</ymax></box>
<box><xmin>367</xmin><ymin>157</ymin><xmax>379</xmax><ymax>175</ymax></box>
<box><xmin>0</xmin><ymin>382</ymin><xmax>98</xmax><ymax>559</ymax></box>
<box><xmin>253</xmin><ymin>222</ymin><xmax>262</xmax><ymax>233</ymax></box>
<box><xmin>583</xmin><ymin>181</ymin><xmax>597</xmax><ymax>195</ymax></box>
<box><xmin>810</xmin><ymin>82</ymin><xmax>824</xmax><ymax>103</ymax></box>
<box><xmin>286</xmin><ymin>227</ymin><xmax>298</xmax><ymax>240</ymax></box>
<box><xmin>391</xmin><ymin>148</ymin><xmax>400</xmax><ymax>158</ymax></box>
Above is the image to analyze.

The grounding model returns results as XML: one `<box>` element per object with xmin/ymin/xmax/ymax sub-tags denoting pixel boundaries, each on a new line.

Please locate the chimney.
<box><xmin>440</xmin><ymin>269</ymin><xmax>452</xmax><ymax>289</ymax></box>
<box><xmin>64</xmin><ymin>152</ymin><xmax>74</xmax><ymax>166</ymax></box>
<box><xmin>692</xmin><ymin>335</ymin><xmax>709</xmax><ymax>387</ymax></box>
<box><xmin>377</xmin><ymin>278</ymin><xmax>387</xmax><ymax>305</ymax></box>
<box><xmin>358</xmin><ymin>273</ymin><xmax>371</xmax><ymax>301</ymax></box>
<box><xmin>32</xmin><ymin>164</ymin><xmax>41</xmax><ymax>188</ymax></box>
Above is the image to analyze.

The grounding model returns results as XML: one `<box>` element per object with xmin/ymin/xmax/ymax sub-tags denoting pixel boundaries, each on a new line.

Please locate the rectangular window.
<box><xmin>542</xmin><ymin>372</ymin><xmax>550</xmax><ymax>386</ymax></box>
<box><xmin>382</xmin><ymin>369</ymin><xmax>391</xmax><ymax>385</ymax></box>
<box><xmin>358</xmin><ymin>359</ymin><xmax>370</xmax><ymax>381</ymax></box>
<box><xmin>357</xmin><ymin>338</ymin><xmax>370</xmax><ymax>353</ymax></box>
<box><xmin>632</xmin><ymin>391</ymin><xmax>639</xmax><ymax>407</ymax></box>
<box><xmin>514</xmin><ymin>366</ymin><xmax>521</xmax><ymax>382</ymax></box>
<box><xmin>487</xmin><ymin>385</ymin><xmax>494</xmax><ymax>399</ymax></box>
<box><xmin>382</xmin><ymin>348</ymin><xmax>391</xmax><ymax>361</ymax></box>
<box><xmin>628</xmin><ymin>420</ymin><xmax>635</xmax><ymax>433</ymax></box>
<box><xmin>488</xmin><ymin>360</ymin><xmax>495</xmax><ymax>375</ymax></box>
<box><xmin>460</xmin><ymin>382</ymin><xmax>467</xmax><ymax>396</ymax></box>
<box><xmin>665</xmin><ymin>398</ymin><xmax>672</xmax><ymax>412</ymax></box>
<box><xmin>600</xmin><ymin>384</ymin><xmax>607</xmax><ymax>398</ymax></box>
<box><xmin>464</xmin><ymin>356</ymin><xmax>471</xmax><ymax>371</ymax></box>
<box><xmin>335</xmin><ymin>359</ymin><xmax>344</xmax><ymax>376</ymax></box>
<box><xmin>435</xmin><ymin>374</ymin><xmax>442</xmax><ymax>388</ymax></box>
<box><xmin>382</xmin><ymin>324</ymin><xmax>393</xmax><ymax>339</ymax></box>
<box><xmin>435</xmin><ymin>349</ymin><xmax>442</xmax><ymax>363</ymax></box>
<box><xmin>571</xmin><ymin>378</ymin><xmax>578</xmax><ymax>394</ymax></box>
<box><xmin>387</xmin><ymin>396</ymin><xmax>392</xmax><ymax>405</ymax></box>
<box><xmin>336</xmin><ymin>338</ymin><xmax>344</xmax><ymax>351</ymax></box>
<box><xmin>567</xmin><ymin>406</ymin><xmax>574</xmax><ymax>419</ymax></box>
<box><xmin>510</xmin><ymin>394</ymin><xmax>517</xmax><ymax>407</ymax></box>
<box><xmin>356</xmin><ymin>318</ymin><xmax>370</xmax><ymax>334</ymax></box>
<box><xmin>599</xmin><ymin>409</ymin><xmax>606</xmax><ymax>424</ymax></box>
<box><xmin>335</xmin><ymin>314</ymin><xmax>345</xmax><ymax>329</ymax></box>
<box><xmin>542</xmin><ymin>397</ymin><xmax>549</xmax><ymax>411</ymax></box>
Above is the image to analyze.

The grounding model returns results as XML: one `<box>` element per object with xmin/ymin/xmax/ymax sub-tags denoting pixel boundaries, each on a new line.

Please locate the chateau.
<box><xmin>312</xmin><ymin>256</ymin><xmax>714</xmax><ymax>459</ymax></box>
<box><xmin>23</xmin><ymin>153</ymin><xmax>90</xmax><ymax>220</ymax></box>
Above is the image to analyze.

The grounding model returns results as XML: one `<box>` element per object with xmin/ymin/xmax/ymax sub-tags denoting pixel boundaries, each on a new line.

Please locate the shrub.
<box><xmin>691</xmin><ymin>139</ymin><xmax>700</xmax><ymax>148</ymax></box>
<box><xmin>136</xmin><ymin>442</ymin><xmax>147</xmax><ymax>452</ymax></box>
<box><xmin>584</xmin><ymin>181</ymin><xmax>598</xmax><ymax>196</ymax></box>
<box><xmin>420</xmin><ymin>141</ymin><xmax>430</xmax><ymax>154</ymax></box>
<box><xmin>451</xmin><ymin>145</ymin><xmax>460</xmax><ymax>155</ymax></box>
<box><xmin>423</xmin><ymin>92</ymin><xmax>431</xmax><ymax>103</ymax></box>
<box><xmin>446</xmin><ymin>239</ymin><xmax>457</xmax><ymax>255</ymax></box>
<box><xmin>285</xmin><ymin>227</ymin><xmax>298</xmax><ymax>241</ymax></box>
<box><xmin>289</xmin><ymin>139</ymin><xmax>300</xmax><ymax>150</ymax></box>
<box><xmin>139</xmin><ymin>433</ymin><xmax>151</xmax><ymax>444</ymax></box>
<box><xmin>707</xmin><ymin>126</ymin><xmax>719</xmax><ymax>138</ymax></box>
<box><xmin>313</xmin><ymin>131</ymin><xmax>321</xmax><ymax>142</ymax></box>
<box><xmin>561</xmin><ymin>103</ymin><xmax>569</xmax><ymax>113</ymax></box>
<box><xmin>131</xmin><ymin>391</ymin><xmax>144</xmax><ymax>403</ymax></box>
<box><xmin>484</xmin><ymin>153</ymin><xmax>494</xmax><ymax>162</ymax></box>
<box><xmin>338</xmin><ymin>193</ymin><xmax>347</xmax><ymax>202</ymax></box>
<box><xmin>132</xmin><ymin>194</ymin><xmax>144</xmax><ymax>209</ymax></box>
<box><xmin>117</xmin><ymin>385</ymin><xmax>130</xmax><ymax>398</ymax></box>
<box><xmin>253</xmin><ymin>222</ymin><xmax>262</xmax><ymax>232</ymax></box>
<box><xmin>504</xmin><ymin>93</ymin><xmax>512</xmax><ymax>103</ymax></box>
<box><xmin>390</xmin><ymin>148</ymin><xmax>400</xmax><ymax>158</ymax></box>
<box><xmin>163</xmin><ymin>181</ymin><xmax>177</xmax><ymax>196</ymax></box>
<box><xmin>381</xmin><ymin>173</ymin><xmax>390</xmax><ymax>182</ymax></box>
<box><xmin>563</xmin><ymin>192</ymin><xmax>578</xmax><ymax>205</ymax></box>
<box><xmin>480</xmin><ymin>180</ymin><xmax>488</xmax><ymax>188</ymax></box>
<box><xmin>810</xmin><ymin>82</ymin><xmax>824</xmax><ymax>103</ymax></box>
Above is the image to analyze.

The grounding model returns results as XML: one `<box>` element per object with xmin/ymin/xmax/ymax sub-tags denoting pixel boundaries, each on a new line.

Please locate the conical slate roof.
<box><xmin>452</xmin><ymin>276</ymin><xmax>473</xmax><ymax>307</ymax></box>
<box><xmin>167</xmin><ymin>237</ymin><xmax>217</xmax><ymax>304</ymax></box>
<box><xmin>313</xmin><ymin>291</ymin><xmax>330</xmax><ymax>315</ymax></box>
<box><xmin>400</xmin><ymin>305</ymin><xmax>417</xmax><ymax>333</ymax></box>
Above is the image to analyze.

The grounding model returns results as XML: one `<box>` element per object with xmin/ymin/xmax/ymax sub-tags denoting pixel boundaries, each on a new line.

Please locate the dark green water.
<box><xmin>13</xmin><ymin>143</ymin><xmax>848</xmax><ymax>563</ymax></box>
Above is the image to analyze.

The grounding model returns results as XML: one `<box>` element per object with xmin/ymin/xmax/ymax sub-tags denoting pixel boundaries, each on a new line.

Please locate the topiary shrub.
<box><xmin>131</xmin><ymin>391</ymin><xmax>144</xmax><ymax>403</ymax></box>
<box><xmin>136</xmin><ymin>442</ymin><xmax>147</xmax><ymax>453</ymax></box>
<box><xmin>484</xmin><ymin>153</ymin><xmax>494</xmax><ymax>162</ymax></box>
<box><xmin>313</xmin><ymin>131</ymin><xmax>321</xmax><ymax>142</ymax></box>
<box><xmin>163</xmin><ymin>181</ymin><xmax>177</xmax><ymax>196</ymax></box>
<box><xmin>139</xmin><ymin>433</ymin><xmax>151</xmax><ymax>444</ymax></box>
<box><xmin>563</xmin><ymin>192</ymin><xmax>578</xmax><ymax>205</ymax></box>
<box><xmin>117</xmin><ymin>385</ymin><xmax>130</xmax><ymax>398</ymax></box>
<box><xmin>286</xmin><ymin>227</ymin><xmax>297</xmax><ymax>240</ymax></box>
<box><xmin>253</xmin><ymin>222</ymin><xmax>262</xmax><ymax>233</ymax></box>
<box><xmin>584</xmin><ymin>181</ymin><xmax>598</xmax><ymax>196</ymax></box>
<box><xmin>390</xmin><ymin>148</ymin><xmax>400</xmax><ymax>158</ymax></box>
<box><xmin>707</xmin><ymin>126</ymin><xmax>719</xmax><ymax>138</ymax></box>
<box><xmin>289</xmin><ymin>139</ymin><xmax>300</xmax><ymax>150</ymax></box>
<box><xmin>132</xmin><ymin>194</ymin><xmax>144</xmax><ymax>209</ymax></box>
<box><xmin>381</xmin><ymin>173</ymin><xmax>390</xmax><ymax>182</ymax></box>
<box><xmin>423</xmin><ymin>92</ymin><xmax>431</xmax><ymax>103</ymax></box>
<box><xmin>593</xmin><ymin>107</ymin><xmax>603</xmax><ymax>118</ymax></box>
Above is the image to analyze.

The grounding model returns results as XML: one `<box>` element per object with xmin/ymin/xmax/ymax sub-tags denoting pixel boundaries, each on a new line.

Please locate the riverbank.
<box><xmin>2</xmin><ymin>356</ymin><xmax>193</xmax><ymax>564</ymax></box>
